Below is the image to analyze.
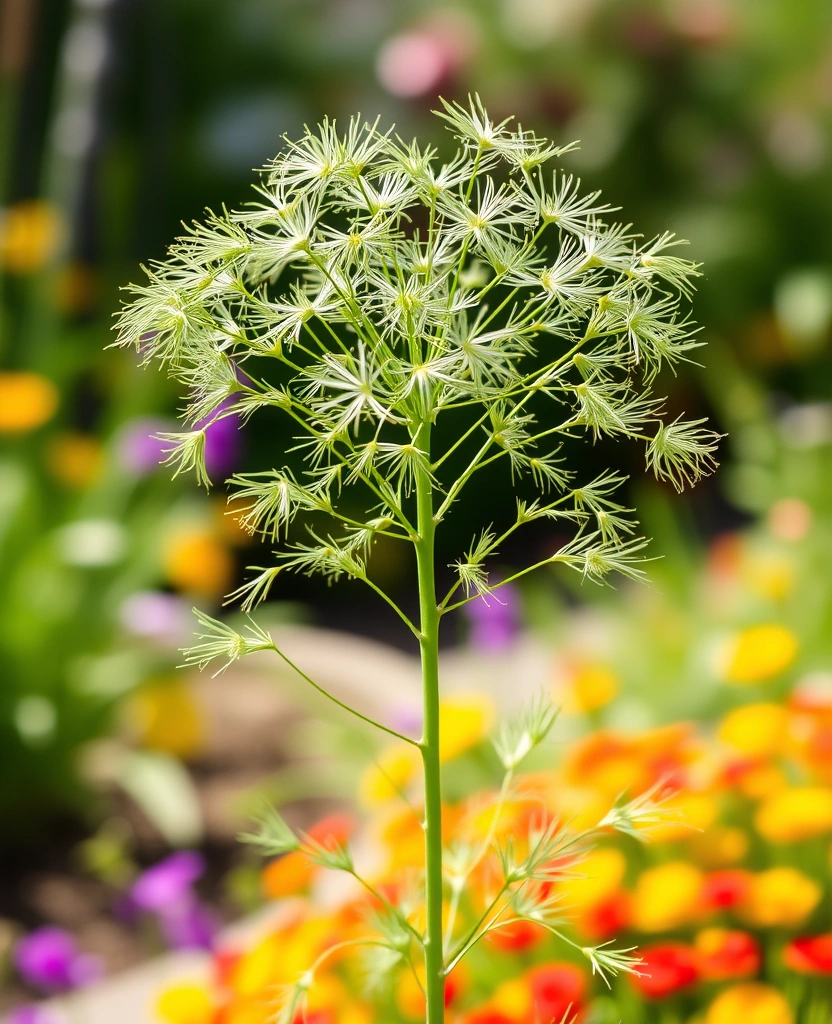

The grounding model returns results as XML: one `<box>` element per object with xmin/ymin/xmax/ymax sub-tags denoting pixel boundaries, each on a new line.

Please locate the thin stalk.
<box><xmin>270</xmin><ymin>643</ymin><xmax>418</xmax><ymax>746</ymax></box>
<box><xmin>414</xmin><ymin>419</ymin><xmax>445</xmax><ymax>1023</ymax></box>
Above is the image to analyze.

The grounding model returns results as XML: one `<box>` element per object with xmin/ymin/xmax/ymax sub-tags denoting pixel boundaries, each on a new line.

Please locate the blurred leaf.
<box><xmin>118</xmin><ymin>750</ymin><xmax>202</xmax><ymax>846</ymax></box>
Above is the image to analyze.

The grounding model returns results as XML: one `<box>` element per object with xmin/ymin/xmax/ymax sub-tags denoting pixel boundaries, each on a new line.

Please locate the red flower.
<box><xmin>696</xmin><ymin>929</ymin><xmax>761</xmax><ymax>979</ymax></box>
<box><xmin>702</xmin><ymin>870</ymin><xmax>752</xmax><ymax>911</ymax></box>
<box><xmin>445</xmin><ymin>963</ymin><xmax>467</xmax><ymax>1007</ymax></box>
<box><xmin>527</xmin><ymin>962</ymin><xmax>586</xmax><ymax>1023</ymax></box>
<box><xmin>486</xmin><ymin>919</ymin><xmax>547</xmax><ymax>952</ymax></box>
<box><xmin>464</xmin><ymin>1012</ymin><xmax>515</xmax><ymax>1024</ymax></box>
<box><xmin>784</xmin><ymin>934</ymin><xmax>832</xmax><ymax>974</ymax></box>
<box><xmin>305</xmin><ymin>812</ymin><xmax>355</xmax><ymax>847</ymax></box>
<box><xmin>631</xmin><ymin>943</ymin><xmax>699</xmax><ymax>999</ymax></box>
<box><xmin>581</xmin><ymin>891</ymin><xmax>632</xmax><ymax>941</ymax></box>
<box><xmin>212</xmin><ymin>947</ymin><xmax>241</xmax><ymax>989</ymax></box>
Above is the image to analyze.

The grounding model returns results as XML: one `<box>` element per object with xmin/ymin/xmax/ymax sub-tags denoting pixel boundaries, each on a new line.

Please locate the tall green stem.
<box><xmin>414</xmin><ymin>419</ymin><xmax>444</xmax><ymax>1022</ymax></box>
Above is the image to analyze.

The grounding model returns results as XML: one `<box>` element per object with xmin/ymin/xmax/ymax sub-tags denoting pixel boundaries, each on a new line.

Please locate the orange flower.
<box><xmin>396</xmin><ymin>962</ymin><xmax>465</xmax><ymax>1019</ymax></box>
<box><xmin>47</xmin><ymin>432</ymin><xmax>104</xmax><ymax>487</ymax></box>
<box><xmin>376</xmin><ymin>807</ymin><xmax>427</xmax><ymax>870</ymax></box>
<box><xmin>261</xmin><ymin>851</ymin><xmax>313</xmax><ymax>899</ymax></box>
<box><xmin>0</xmin><ymin>372</ymin><xmax>58</xmax><ymax>432</ymax></box>
<box><xmin>722</xmin><ymin>759</ymin><xmax>788</xmax><ymax>801</ymax></box>
<box><xmin>563</xmin><ymin>723</ymin><xmax>694</xmax><ymax>798</ymax></box>
<box><xmin>464</xmin><ymin>1010</ymin><xmax>517</xmax><ymax>1024</ymax></box>
<box><xmin>741</xmin><ymin>868</ymin><xmax>821</xmax><ymax>928</ymax></box>
<box><xmin>164</xmin><ymin>528</ymin><xmax>234</xmax><ymax>597</ymax></box>
<box><xmin>695</xmin><ymin>928</ymin><xmax>761</xmax><ymax>980</ymax></box>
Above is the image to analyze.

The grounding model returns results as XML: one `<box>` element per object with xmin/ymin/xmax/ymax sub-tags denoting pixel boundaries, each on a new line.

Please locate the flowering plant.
<box><xmin>116</xmin><ymin>97</ymin><xmax>718</xmax><ymax>1021</ymax></box>
<box><xmin>151</xmin><ymin>467</ymin><xmax>832</xmax><ymax>1024</ymax></box>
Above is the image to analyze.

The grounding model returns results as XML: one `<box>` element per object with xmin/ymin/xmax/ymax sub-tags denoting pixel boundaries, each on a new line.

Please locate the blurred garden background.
<box><xmin>2</xmin><ymin>0</ymin><xmax>832</xmax><ymax>1021</ymax></box>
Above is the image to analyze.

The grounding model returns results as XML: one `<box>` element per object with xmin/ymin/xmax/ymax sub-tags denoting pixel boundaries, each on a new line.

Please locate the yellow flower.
<box><xmin>705</xmin><ymin>983</ymin><xmax>793</xmax><ymax>1024</ymax></box>
<box><xmin>231</xmin><ymin>933</ymin><xmax>285</xmax><ymax>997</ymax></box>
<box><xmin>306</xmin><ymin>972</ymin><xmax>346</xmax><ymax>1014</ymax></box>
<box><xmin>396</xmin><ymin>963</ymin><xmax>426</xmax><ymax>1020</ymax></box>
<box><xmin>339</xmin><ymin>1008</ymin><xmax>373</xmax><ymax>1024</ymax></box>
<box><xmin>565</xmin><ymin>664</ymin><xmax>619</xmax><ymax>713</ymax></box>
<box><xmin>47</xmin><ymin>433</ymin><xmax>104</xmax><ymax>487</ymax></box>
<box><xmin>631</xmin><ymin>861</ymin><xmax>704</xmax><ymax>932</ymax></box>
<box><xmin>438</xmin><ymin>694</ymin><xmax>494</xmax><ymax>762</ymax></box>
<box><xmin>125</xmin><ymin>677</ymin><xmax>204</xmax><ymax>758</ymax></box>
<box><xmin>718</xmin><ymin>703</ymin><xmax>789</xmax><ymax>758</ymax></box>
<box><xmin>555</xmin><ymin>785</ymin><xmax>611</xmax><ymax>833</ymax></box>
<box><xmin>755</xmin><ymin>786</ymin><xmax>832</xmax><ymax>843</ymax></box>
<box><xmin>688</xmin><ymin>826</ymin><xmax>749</xmax><ymax>868</ymax></box>
<box><xmin>156</xmin><ymin>984</ymin><xmax>215</xmax><ymax>1024</ymax></box>
<box><xmin>164</xmin><ymin>528</ymin><xmax>234</xmax><ymax>597</ymax></box>
<box><xmin>0</xmin><ymin>200</ymin><xmax>62</xmax><ymax>272</ymax></box>
<box><xmin>223</xmin><ymin>1001</ymin><xmax>269</xmax><ymax>1024</ymax></box>
<box><xmin>359</xmin><ymin>744</ymin><xmax>420</xmax><ymax>806</ymax></box>
<box><xmin>376</xmin><ymin>807</ymin><xmax>426</xmax><ymax>870</ymax></box>
<box><xmin>491</xmin><ymin>977</ymin><xmax>533</xmax><ymax>1020</ymax></box>
<box><xmin>567</xmin><ymin>847</ymin><xmax>627</xmax><ymax>909</ymax></box>
<box><xmin>649</xmin><ymin>791</ymin><xmax>718</xmax><ymax>843</ymax></box>
<box><xmin>723</xmin><ymin>625</ymin><xmax>798</xmax><ymax>683</ymax></box>
<box><xmin>746</xmin><ymin>555</ymin><xmax>794</xmax><ymax>602</ymax></box>
<box><xmin>742</xmin><ymin>868</ymin><xmax>820</xmax><ymax>928</ymax></box>
<box><xmin>0</xmin><ymin>372</ymin><xmax>58</xmax><ymax>433</ymax></box>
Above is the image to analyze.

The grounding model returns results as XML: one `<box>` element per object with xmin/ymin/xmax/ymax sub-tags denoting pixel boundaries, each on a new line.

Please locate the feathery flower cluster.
<box><xmin>115</xmin><ymin>96</ymin><xmax>718</xmax><ymax>615</ymax></box>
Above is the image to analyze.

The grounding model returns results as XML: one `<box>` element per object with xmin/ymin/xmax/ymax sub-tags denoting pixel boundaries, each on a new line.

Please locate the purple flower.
<box><xmin>7</xmin><ymin>1006</ymin><xmax>64</xmax><ymax>1024</ymax></box>
<box><xmin>129</xmin><ymin>851</ymin><xmax>216</xmax><ymax>951</ymax></box>
<box><xmin>130</xmin><ymin>851</ymin><xmax>205</xmax><ymax>912</ymax></box>
<box><xmin>463</xmin><ymin>582</ymin><xmax>520</xmax><ymax>653</ymax></box>
<box><xmin>14</xmin><ymin>928</ymin><xmax>102</xmax><ymax>993</ymax></box>
<box><xmin>119</xmin><ymin>590</ymin><xmax>190</xmax><ymax>642</ymax></box>
<box><xmin>158</xmin><ymin>899</ymin><xmax>218</xmax><ymax>952</ymax></box>
<box><xmin>117</xmin><ymin>417</ymin><xmax>176</xmax><ymax>475</ymax></box>
<box><xmin>390</xmin><ymin>706</ymin><xmax>423</xmax><ymax>738</ymax></box>
<box><xmin>198</xmin><ymin>397</ymin><xmax>241</xmax><ymax>478</ymax></box>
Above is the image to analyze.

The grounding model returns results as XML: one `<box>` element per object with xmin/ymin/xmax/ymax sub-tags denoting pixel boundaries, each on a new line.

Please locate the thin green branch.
<box><xmin>270</xmin><ymin>643</ymin><xmax>419</xmax><ymax>746</ymax></box>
